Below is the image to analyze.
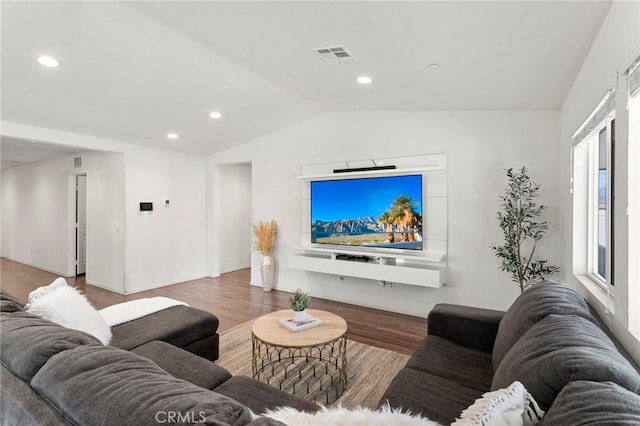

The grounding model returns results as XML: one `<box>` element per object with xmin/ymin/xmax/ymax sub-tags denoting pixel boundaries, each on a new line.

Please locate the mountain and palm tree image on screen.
<box><xmin>311</xmin><ymin>175</ymin><xmax>423</xmax><ymax>250</ymax></box>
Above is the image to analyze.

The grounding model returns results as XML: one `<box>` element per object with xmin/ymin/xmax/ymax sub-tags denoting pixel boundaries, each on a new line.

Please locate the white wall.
<box><xmin>219</xmin><ymin>163</ymin><xmax>252</xmax><ymax>273</ymax></box>
<box><xmin>209</xmin><ymin>110</ymin><xmax>561</xmax><ymax>316</ymax></box>
<box><xmin>559</xmin><ymin>0</ymin><xmax>640</xmax><ymax>361</ymax></box>
<box><xmin>124</xmin><ymin>148</ymin><xmax>207</xmax><ymax>293</ymax></box>
<box><xmin>2</xmin><ymin>156</ymin><xmax>73</xmax><ymax>273</ymax></box>
<box><xmin>1</xmin><ymin>151</ymin><xmax>126</xmax><ymax>292</ymax></box>
<box><xmin>80</xmin><ymin>151</ymin><xmax>126</xmax><ymax>291</ymax></box>
<box><xmin>1</xmin><ymin>122</ymin><xmax>208</xmax><ymax>294</ymax></box>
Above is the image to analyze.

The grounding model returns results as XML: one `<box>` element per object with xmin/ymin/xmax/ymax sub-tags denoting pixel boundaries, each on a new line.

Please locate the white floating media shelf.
<box><xmin>289</xmin><ymin>246</ymin><xmax>447</xmax><ymax>288</ymax></box>
<box><xmin>291</xmin><ymin>244</ymin><xmax>445</xmax><ymax>262</ymax></box>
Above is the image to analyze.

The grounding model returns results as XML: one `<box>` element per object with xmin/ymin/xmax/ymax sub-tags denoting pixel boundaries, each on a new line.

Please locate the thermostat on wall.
<box><xmin>139</xmin><ymin>202</ymin><xmax>153</xmax><ymax>213</ymax></box>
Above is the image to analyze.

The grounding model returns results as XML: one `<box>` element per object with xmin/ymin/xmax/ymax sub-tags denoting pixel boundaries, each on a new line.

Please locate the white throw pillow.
<box><xmin>451</xmin><ymin>381</ymin><xmax>544</xmax><ymax>426</ymax></box>
<box><xmin>26</xmin><ymin>279</ymin><xmax>112</xmax><ymax>344</ymax></box>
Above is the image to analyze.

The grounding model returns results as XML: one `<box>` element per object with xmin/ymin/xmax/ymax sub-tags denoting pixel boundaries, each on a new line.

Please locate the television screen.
<box><xmin>311</xmin><ymin>174</ymin><xmax>423</xmax><ymax>250</ymax></box>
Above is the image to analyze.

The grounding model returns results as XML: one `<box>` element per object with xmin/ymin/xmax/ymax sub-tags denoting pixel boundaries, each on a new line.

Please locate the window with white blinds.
<box><xmin>571</xmin><ymin>88</ymin><xmax>616</xmax><ymax>290</ymax></box>
<box><xmin>571</xmin><ymin>91</ymin><xmax>616</xmax><ymax>144</ymax></box>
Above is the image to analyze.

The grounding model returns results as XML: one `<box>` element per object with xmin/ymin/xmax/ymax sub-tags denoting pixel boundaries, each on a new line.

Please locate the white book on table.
<box><xmin>278</xmin><ymin>314</ymin><xmax>323</xmax><ymax>332</ymax></box>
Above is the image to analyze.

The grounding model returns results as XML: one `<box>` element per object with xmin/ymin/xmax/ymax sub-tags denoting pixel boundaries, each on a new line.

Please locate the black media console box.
<box><xmin>335</xmin><ymin>254</ymin><xmax>374</xmax><ymax>262</ymax></box>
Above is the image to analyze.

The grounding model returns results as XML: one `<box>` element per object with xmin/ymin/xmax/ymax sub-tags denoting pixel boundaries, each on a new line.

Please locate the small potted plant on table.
<box><xmin>289</xmin><ymin>288</ymin><xmax>311</xmax><ymax>323</ymax></box>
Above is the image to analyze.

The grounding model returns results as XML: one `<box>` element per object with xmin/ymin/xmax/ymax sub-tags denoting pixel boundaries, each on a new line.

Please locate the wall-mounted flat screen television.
<box><xmin>311</xmin><ymin>174</ymin><xmax>423</xmax><ymax>251</ymax></box>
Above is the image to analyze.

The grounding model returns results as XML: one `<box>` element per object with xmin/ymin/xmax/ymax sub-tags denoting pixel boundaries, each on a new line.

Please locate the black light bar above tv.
<box><xmin>333</xmin><ymin>165</ymin><xmax>397</xmax><ymax>174</ymax></box>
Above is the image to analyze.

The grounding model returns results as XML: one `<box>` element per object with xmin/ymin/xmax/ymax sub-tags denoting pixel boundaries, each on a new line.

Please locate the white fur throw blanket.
<box><xmin>263</xmin><ymin>404</ymin><xmax>442</xmax><ymax>426</ymax></box>
<box><xmin>99</xmin><ymin>297</ymin><xmax>188</xmax><ymax>326</ymax></box>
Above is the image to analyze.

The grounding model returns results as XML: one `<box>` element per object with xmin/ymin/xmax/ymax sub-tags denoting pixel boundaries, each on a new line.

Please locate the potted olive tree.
<box><xmin>289</xmin><ymin>288</ymin><xmax>311</xmax><ymax>323</ymax></box>
<box><xmin>490</xmin><ymin>167</ymin><xmax>559</xmax><ymax>292</ymax></box>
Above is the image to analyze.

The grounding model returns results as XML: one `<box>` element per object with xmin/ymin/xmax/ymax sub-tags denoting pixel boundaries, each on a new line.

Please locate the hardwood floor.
<box><xmin>0</xmin><ymin>258</ymin><xmax>427</xmax><ymax>355</ymax></box>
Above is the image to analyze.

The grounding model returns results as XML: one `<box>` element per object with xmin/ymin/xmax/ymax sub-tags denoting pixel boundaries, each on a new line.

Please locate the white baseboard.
<box><xmin>2</xmin><ymin>257</ymin><xmax>68</xmax><ymax>277</ymax></box>
<box><xmin>85</xmin><ymin>279</ymin><xmax>123</xmax><ymax>294</ymax></box>
<box><xmin>122</xmin><ymin>275</ymin><xmax>208</xmax><ymax>295</ymax></box>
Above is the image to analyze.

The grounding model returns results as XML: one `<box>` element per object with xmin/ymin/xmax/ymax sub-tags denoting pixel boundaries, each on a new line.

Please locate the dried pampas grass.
<box><xmin>252</xmin><ymin>220</ymin><xmax>278</xmax><ymax>256</ymax></box>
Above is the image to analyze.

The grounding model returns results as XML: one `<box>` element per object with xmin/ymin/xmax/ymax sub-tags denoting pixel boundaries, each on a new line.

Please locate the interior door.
<box><xmin>76</xmin><ymin>175</ymin><xmax>87</xmax><ymax>275</ymax></box>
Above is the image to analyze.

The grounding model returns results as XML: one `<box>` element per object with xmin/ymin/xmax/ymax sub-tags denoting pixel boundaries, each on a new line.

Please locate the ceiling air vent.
<box><xmin>74</xmin><ymin>157</ymin><xmax>82</xmax><ymax>168</ymax></box>
<box><xmin>312</xmin><ymin>45</ymin><xmax>358</xmax><ymax>64</ymax></box>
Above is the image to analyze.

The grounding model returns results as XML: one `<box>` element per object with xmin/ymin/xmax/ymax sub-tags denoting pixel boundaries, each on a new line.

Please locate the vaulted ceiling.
<box><xmin>1</xmin><ymin>1</ymin><xmax>612</xmax><ymax>164</ymax></box>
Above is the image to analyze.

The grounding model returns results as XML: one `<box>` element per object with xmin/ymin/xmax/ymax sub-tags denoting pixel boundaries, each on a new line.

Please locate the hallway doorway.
<box><xmin>75</xmin><ymin>174</ymin><xmax>87</xmax><ymax>276</ymax></box>
<box><xmin>219</xmin><ymin>163</ymin><xmax>252</xmax><ymax>273</ymax></box>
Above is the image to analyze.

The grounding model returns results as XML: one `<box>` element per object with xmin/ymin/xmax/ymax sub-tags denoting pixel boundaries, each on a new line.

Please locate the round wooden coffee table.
<box><xmin>251</xmin><ymin>309</ymin><xmax>348</xmax><ymax>404</ymax></box>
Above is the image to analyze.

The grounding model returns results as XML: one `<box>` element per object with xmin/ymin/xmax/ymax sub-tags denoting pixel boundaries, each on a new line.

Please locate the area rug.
<box><xmin>217</xmin><ymin>320</ymin><xmax>410</xmax><ymax>409</ymax></box>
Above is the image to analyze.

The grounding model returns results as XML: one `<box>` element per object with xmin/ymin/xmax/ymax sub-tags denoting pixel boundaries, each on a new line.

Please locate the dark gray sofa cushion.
<box><xmin>492</xmin><ymin>281</ymin><xmax>597</xmax><ymax>369</ymax></box>
<box><xmin>181</xmin><ymin>334</ymin><xmax>220</xmax><ymax>362</ymax></box>
<box><xmin>492</xmin><ymin>314</ymin><xmax>640</xmax><ymax>411</ymax></box>
<box><xmin>0</xmin><ymin>310</ymin><xmax>99</xmax><ymax>381</ymax></box>
<box><xmin>215</xmin><ymin>376</ymin><xmax>321</xmax><ymax>415</ymax></box>
<box><xmin>0</xmin><ymin>289</ymin><xmax>24</xmax><ymax>312</ymax></box>
<box><xmin>539</xmin><ymin>381</ymin><xmax>640</xmax><ymax>425</ymax></box>
<box><xmin>30</xmin><ymin>344</ymin><xmax>262</xmax><ymax>426</ymax></box>
<box><xmin>405</xmin><ymin>335</ymin><xmax>493</xmax><ymax>392</ymax></box>
<box><xmin>0</xmin><ymin>299</ymin><xmax>23</xmax><ymax>313</ymax></box>
<box><xmin>110</xmin><ymin>305</ymin><xmax>219</xmax><ymax>354</ymax></box>
<box><xmin>131</xmin><ymin>340</ymin><xmax>231</xmax><ymax>390</ymax></box>
<box><xmin>1</xmin><ymin>364</ymin><xmax>73</xmax><ymax>426</ymax></box>
<box><xmin>380</xmin><ymin>368</ymin><xmax>483</xmax><ymax>425</ymax></box>
<box><xmin>427</xmin><ymin>304</ymin><xmax>504</xmax><ymax>353</ymax></box>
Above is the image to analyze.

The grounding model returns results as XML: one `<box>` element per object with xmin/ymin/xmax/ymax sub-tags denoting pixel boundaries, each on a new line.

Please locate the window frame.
<box><xmin>586</xmin><ymin>114</ymin><xmax>615</xmax><ymax>290</ymax></box>
<box><xmin>627</xmin><ymin>84</ymin><xmax>640</xmax><ymax>336</ymax></box>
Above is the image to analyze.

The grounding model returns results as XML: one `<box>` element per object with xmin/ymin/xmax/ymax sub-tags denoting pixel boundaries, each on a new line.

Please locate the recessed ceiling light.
<box><xmin>356</xmin><ymin>76</ymin><xmax>372</xmax><ymax>84</ymax></box>
<box><xmin>36</xmin><ymin>55</ymin><xmax>60</xmax><ymax>68</ymax></box>
<box><xmin>167</xmin><ymin>133</ymin><xmax>179</xmax><ymax>139</ymax></box>
<box><xmin>427</xmin><ymin>63</ymin><xmax>440</xmax><ymax>69</ymax></box>
<box><xmin>209</xmin><ymin>111</ymin><xmax>222</xmax><ymax>119</ymax></box>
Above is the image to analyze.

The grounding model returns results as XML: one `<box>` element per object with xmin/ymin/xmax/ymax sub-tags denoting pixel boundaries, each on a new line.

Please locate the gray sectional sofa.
<box><xmin>0</xmin><ymin>290</ymin><xmax>318</xmax><ymax>426</ymax></box>
<box><xmin>5</xmin><ymin>281</ymin><xmax>640</xmax><ymax>425</ymax></box>
<box><xmin>380</xmin><ymin>282</ymin><xmax>640</xmax><ymax>424</ymax></box>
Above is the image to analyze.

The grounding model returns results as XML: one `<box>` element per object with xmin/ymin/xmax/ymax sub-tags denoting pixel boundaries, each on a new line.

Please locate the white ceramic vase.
<box><xmin>260</xmin><ymin>254</ymin><xmax>275</xmax><ymax>292</ymax></box>
<box><xmin>292</xmin><ymin>309</ymin><xmax>307</xmax><ymax>323</ymax></box>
